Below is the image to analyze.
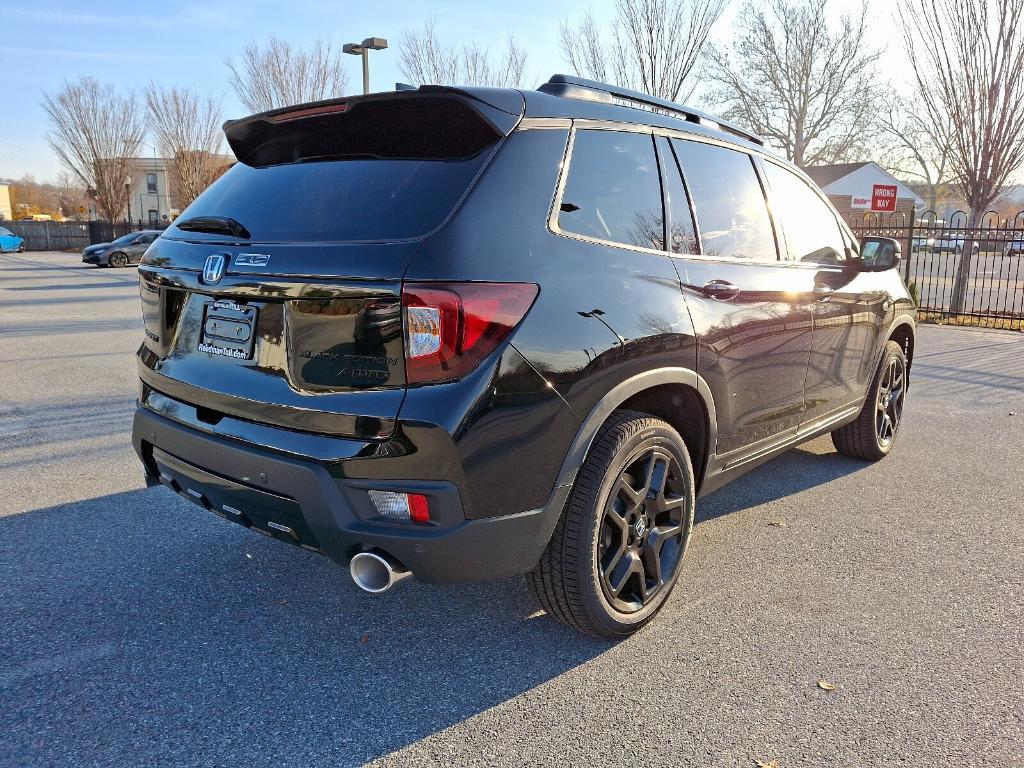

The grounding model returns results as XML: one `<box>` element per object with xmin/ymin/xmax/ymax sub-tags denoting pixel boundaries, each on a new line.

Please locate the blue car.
<box><xmin>0</xmin><ymin>226</ymin><xmax>25</xmax><ymax>253</ymax></box>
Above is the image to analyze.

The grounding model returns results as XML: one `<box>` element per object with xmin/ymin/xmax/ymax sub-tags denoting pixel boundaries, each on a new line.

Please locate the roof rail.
<box><xmin>538</xmin><ymin>74</ymin><xmax>764</xmax><ymax>147</ymax></box>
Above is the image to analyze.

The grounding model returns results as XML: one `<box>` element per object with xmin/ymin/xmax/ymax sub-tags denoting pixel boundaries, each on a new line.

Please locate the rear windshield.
<box><xmin>172</xmin><ymin>153</ymin><xmax>490</xmax><ymax>243</ymax></box>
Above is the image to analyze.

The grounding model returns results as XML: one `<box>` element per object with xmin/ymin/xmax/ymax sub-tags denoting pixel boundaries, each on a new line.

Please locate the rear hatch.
<box><xmin>138</xmin><ymin>88</ymin><xmax>523</xmax><ymax>441</ymax></box>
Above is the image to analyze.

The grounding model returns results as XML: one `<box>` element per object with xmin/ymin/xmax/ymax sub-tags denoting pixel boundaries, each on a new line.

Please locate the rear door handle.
<box><xmin>701</xmin><ymin>279</ymin><xmax>740</xmax><ymax>300</ymax></box>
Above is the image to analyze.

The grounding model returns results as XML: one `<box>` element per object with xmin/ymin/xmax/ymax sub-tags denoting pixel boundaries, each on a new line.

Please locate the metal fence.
<box><xmin>849</xmin><ymin>210</ymin><xmax>1024</xmax><ymax>330</ymax></box>
<box><xmin>2</xmin><ymin>220</ymin><xmax>170</xmax><ymax>252</ymax></box>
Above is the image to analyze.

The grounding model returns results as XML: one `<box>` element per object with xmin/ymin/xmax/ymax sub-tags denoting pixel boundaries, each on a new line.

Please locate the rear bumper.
<box><xmin>132</xmin><ymin>405</ymin><xmax>559</xmax><ymax>583</ymax></box>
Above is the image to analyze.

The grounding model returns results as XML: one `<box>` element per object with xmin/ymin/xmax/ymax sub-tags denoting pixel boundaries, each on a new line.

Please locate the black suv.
<box><xmin>132</xmin><ymin>75</ymin><xmax>915</xmax><ymax>638</ymax></box>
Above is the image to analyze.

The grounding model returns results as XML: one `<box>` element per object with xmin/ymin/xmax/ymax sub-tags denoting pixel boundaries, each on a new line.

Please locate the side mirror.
<box><xmin>859</xmin><ymin>236</ymin><xmax>901</xmax><ymax>272</ymax></box>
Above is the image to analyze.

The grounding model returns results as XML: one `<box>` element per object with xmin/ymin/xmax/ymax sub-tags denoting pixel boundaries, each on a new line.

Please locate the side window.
<box><xmin>558</xmin><ymin>129</ymin><xmax>664</xmax><ymax>250</ymax></box>
<box><xmin>655</xmin><ymin>136</ymin><xmax>698</xmax><ymax>255</ymax></box>
<box><xmin>671</xmin><ymin>139</ymin><xmax>778</xmax><ymax>261</ymax></box>
<box><xmin>762</xmin><ymin>163</ymin><xmax>847</xmax><ymax>264</ymax></box>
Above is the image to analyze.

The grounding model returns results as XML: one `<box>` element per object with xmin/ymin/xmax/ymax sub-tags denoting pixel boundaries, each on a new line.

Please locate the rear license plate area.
<box><xmin>199</xmin><ymin>300</ymin><xmax>258</xmax><ymax>360</ymax></box>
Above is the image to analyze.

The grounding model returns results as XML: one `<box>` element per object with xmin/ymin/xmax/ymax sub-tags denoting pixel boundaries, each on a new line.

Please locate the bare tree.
<box><xmin>226</xmin><ymin>36</ymin><xmax>350</xmax><ymax>113</ymax></box>
<box><xmin>145</xmin><ymin>84</ymin><xmax>227</xmax><ymax>210</ymax></box>
<box><xmin>6</xmin><ymin>174</ymin><xmax>86</xmax><ymax>220</ymax></box>
<box><xmin>399</xmin><ymin>20</ymin><xmax>528</xmax><ymax>87</ymax></box>
<box><xmin>42</xmin><ymin>78</ymin><xmax>145</xmax><ymax>223</ymax></box>
<box><xmin>54</xmin><ymin>172</ymin><xmax>90</xmax><ymax>221</ymax></box>
<box><xmin>560</xmin><ymin>0</ymin><xmax>727</xmax><ymax>102</ymax></box>
<box><xmin>878</xmin><ymin>98</ymin><xmax>952</xmax><ymax>213</ymax></box>
<box><xmin>900</xmin><ymin>0</ymin><xmax>1024</xmax><ymax>311</ymax></box>
<box><xmin>705</xmin><ymin>0</ymin><xmax>880</xmax><ymax>167</ymax></box>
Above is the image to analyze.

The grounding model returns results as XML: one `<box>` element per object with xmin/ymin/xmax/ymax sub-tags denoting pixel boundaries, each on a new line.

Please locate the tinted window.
<box><xmin>656</xmin><ymin>136</ymin><xmax>697</xmax><ymax>255</ymax></box>
<box><xmin>559</xmin><ymin>130</ymin><xmax>664</xmax><ymax>250</ymax></box>
<box><xmin>762</xmin><ymin>162</ymin><xmax>847</xmax><ymax>264</ymax></box>
<box><xmin>672</xmin><ymin>139</ymin><xmax>777</xmax><ymax>261</ymax></box>
<box><xmin>172</xmin><ymin>153</ymin><xmax>490</xmax><ymax>243</ymax></box>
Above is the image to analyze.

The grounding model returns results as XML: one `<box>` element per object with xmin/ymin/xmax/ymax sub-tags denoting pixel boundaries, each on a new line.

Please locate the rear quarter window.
<box><xmin>557</xmin><ymin>129</ymin><xmax>664</xmax><ymax>250</ymax></box>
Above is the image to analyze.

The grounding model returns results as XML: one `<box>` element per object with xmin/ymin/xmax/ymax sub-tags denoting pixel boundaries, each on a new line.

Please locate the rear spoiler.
<box><xmin>224</xmin><ymin>86</ymin><xmax>525</xmax><ymax>167</ymax></box>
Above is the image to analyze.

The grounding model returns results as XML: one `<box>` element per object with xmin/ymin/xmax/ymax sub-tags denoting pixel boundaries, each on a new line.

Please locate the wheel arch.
<box><xmin>552</xmin><ymin>368</ymin><xmax>717</xmax><ymax>499</ymax></box>
<box><xmin>887</xmin><ymin>317</ymin><xmax>916</xmax><ymax>384</ymax></box>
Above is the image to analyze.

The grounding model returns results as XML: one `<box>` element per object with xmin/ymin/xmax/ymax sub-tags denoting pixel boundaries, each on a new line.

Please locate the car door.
<box><xmin>759</xmin><ymin>160</ymin><xmax>887</xmax><ymax>424</ymax></box>
<box><xmin>663</xmin><ymin>136</ymin><xmax>815</xmax><ymax>457</ymax></box>
<box><xmin>129</xmin><ymin>233</ymin><xmax>156</xmax><ymax>263</ymax></box>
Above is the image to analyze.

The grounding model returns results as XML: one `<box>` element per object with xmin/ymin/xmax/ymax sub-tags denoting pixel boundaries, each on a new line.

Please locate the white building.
<box><xmin>125</xmin><ymin>157</ymin><xmax>174</xmax><ymax>226</ymax></box>
<box><xmin>804</xmin><ymin>162</ymin><xmax>924</xmax><ymax>224</ymax></box>
<box><xmin>0</xmin><ymin>183</ymin><xmax>12</xmax><ymax>221</ymax></box>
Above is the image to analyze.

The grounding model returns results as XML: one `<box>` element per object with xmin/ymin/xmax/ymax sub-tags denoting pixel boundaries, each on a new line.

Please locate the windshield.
<box><xmin>170</xmin><ymin>153</ymin><xmax>491</xmax><ymax>243</ymax></box>
<box><xmin>112</xmin><ymin>233</ymin><xmax>140</xmax><ymax>245</ymax></box>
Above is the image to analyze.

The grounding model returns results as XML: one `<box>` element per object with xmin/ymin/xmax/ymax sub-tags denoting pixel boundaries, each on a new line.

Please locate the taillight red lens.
<box><xmin>402</xmin><ymin>282</ymin><xmax>539</xmax><ymax>384</ymax></box>
<box><xmin>408</xmin><ymin>493</ymin><xmax>431</xmax><ymax>523</ymax></box>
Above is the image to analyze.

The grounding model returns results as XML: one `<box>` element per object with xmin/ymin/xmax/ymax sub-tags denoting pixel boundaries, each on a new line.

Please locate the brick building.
<box><xmin>804</xmin><ymin>162</ymin><xmax>923</xmax><ymax>227</ymax></box>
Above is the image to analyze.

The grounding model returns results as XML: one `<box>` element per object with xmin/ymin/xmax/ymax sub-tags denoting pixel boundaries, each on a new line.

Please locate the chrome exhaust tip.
<box><xmin>349</xmin><ymin>550</ymin><xmax>411</xmax><ymax>594</ymax></box>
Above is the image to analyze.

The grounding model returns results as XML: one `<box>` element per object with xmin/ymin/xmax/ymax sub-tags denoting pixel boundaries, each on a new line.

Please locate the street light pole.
<box><xmin>343</xmin><ymin>37</ymin><xmax>388</xmax><ymax>95</ymax></box>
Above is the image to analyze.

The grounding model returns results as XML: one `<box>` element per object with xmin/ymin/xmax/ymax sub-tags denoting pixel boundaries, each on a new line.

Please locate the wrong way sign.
<box><xmin>871</xmin><ymin>184</ymin><xmax>898</xmax><ymax>212</ymax></box>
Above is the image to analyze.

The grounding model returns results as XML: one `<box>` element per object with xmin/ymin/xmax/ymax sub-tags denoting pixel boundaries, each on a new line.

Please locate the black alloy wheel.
<box><xmin>874</xmin><ymin>354</ymin><xmax>906</xmax><ymax>450</ymax></box>
<box><xmin>598</xmin><ymin>447</ymin><xmax>687</xmax><ymax>613</ymax></box>
<box><xmin>832</xmin><ymin>339</ymin><xmax>909</xmax><ymax>460</ymax></box>
<box><xmin>527</xmin><ymin>411</ymin><xmax>695</xmax><ymax>638</ymax></box>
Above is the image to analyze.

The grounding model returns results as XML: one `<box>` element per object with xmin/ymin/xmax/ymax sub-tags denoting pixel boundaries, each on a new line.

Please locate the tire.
<box><xmin>527</xmin><ymin>411</ymin><xmax>695</xmax><ymax>639</ymax></box>
<box><xmin>831</xmin><ymin>340</ymin><xmax>908</xmax><ymax>461</ymax></box>
<box><xmin>108</xmin><ymin>251</ymin><xmax>128</xmax><ymax>268</ymax></box>
<box><xmin>17</xmin><ymin>244</ymin><xmax>25</xmax><ymax>253</ymax></box>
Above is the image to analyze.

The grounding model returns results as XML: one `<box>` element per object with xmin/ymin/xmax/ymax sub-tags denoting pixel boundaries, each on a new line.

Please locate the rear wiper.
<box><xmin>176</xmin><ymin>216</ymin><xmax>251</xmax><ymax>239</ymax></box>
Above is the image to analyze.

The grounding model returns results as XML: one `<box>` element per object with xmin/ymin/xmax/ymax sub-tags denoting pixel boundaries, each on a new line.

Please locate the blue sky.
<box><xmin>1</xmin><ymin>0</ymin><xmax>899</xmax><ymax>181</ymax></box>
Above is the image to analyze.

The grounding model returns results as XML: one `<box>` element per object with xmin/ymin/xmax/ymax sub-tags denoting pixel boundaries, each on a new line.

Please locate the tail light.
<box><xmin>402</xmin><ymin>282</ymin><xmax>538</xmax><ymax>384</ymax></box>
<box><xmin>368</xmin><ymin>490</ymin><xmax>431</xmax><ymax>523</ymax></box>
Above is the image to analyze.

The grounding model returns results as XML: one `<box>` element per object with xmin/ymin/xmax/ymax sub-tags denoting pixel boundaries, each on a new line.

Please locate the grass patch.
<box><xmin>918</xmin><ymin>310</ymin><xmax>1024</xmax><ymax>331</ymax></box>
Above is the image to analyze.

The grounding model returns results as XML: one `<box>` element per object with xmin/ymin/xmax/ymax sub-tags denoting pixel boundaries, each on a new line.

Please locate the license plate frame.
<box><xmin>198</xmin><ymin>300</ymin><xmax>258</xmax><ymax>360</ymax></box>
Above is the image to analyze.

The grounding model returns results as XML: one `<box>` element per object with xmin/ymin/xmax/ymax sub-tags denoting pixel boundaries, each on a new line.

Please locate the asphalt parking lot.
<box><xmin>2</xmin><ymin>251</ymin><xmax>1022</xmax><ymax>767</ymax></box>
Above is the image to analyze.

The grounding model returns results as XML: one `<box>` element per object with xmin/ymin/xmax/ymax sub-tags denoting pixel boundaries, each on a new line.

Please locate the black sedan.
<box><xmin>82</xmin><ymin>230</ymin><xmax>161</xmax><ymax>267</ymax></box>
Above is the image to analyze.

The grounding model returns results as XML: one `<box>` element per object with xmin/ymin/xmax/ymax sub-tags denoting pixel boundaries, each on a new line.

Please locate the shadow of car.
<box><xmin>0</xmin><ymin>486</ymin><xmax>610</xmax><ymax>764</ymax></box>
